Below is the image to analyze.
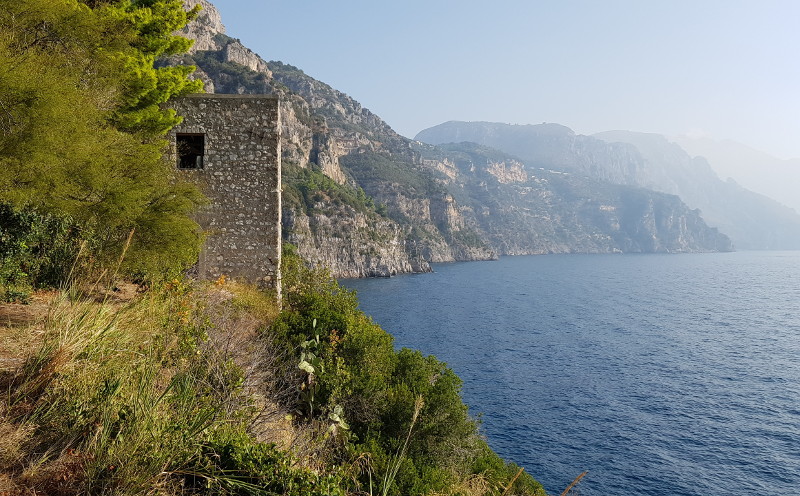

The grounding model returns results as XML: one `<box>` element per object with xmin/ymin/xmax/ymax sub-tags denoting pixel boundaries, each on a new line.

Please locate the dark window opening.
<box><xmin>177</xmin><ymin>134</ymin><xmax>205</xmax><ymax>169</ymax></box>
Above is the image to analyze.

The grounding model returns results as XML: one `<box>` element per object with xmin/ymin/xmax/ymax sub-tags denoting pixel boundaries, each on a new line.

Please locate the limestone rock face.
<box><xmin>171</xmin><ymin>9</ymin><xmax>437</xmax><ymax>276</ymax></box>
<box><xmin>486</xmin><ymin>160</ymin><xmax>527</xmax><ymax>184</ymax></box>
<box><xmin>415</xmin><ymin>141</ymin><xmax>733</xmax><ymax>256</ymax></box>
<box><xmin>282</xmin><ymin>206</ymin><xmax>431</xmax><ymax>278</ymax></box>
<box><xmin>223</xmin><ymin>41</ymin><xmax>271</xmax><ymax>75</ymax></box>
<box><xmin>416</xmin><ymin>121</ymin><xmax>649</xmax><ymax>186</ymax></box>
<box><xmin>417</xmin><ymin>121</ymin><xmax>800</xmax><ymax>250</ymax></box>
<box><xmin>182</xmin><ymin>0</ymin><xmax>225</xmax><ymax>52</ymax></box>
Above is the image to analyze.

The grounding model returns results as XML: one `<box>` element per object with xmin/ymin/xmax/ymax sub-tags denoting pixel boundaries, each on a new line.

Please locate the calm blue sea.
<box><xmin>341</xmin><ymin>252</ymin><xmax>800</xmax><ymax>496</ymax></box>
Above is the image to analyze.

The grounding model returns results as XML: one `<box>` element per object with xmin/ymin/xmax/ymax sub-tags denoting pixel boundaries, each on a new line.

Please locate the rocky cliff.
<box><xmin>417</xmin><ymin>122</ymin><xmax>800</xmax><ymax>250</ymax></box>
<box><xmin>174</xmin><ymin>2</ymin><xmax>495</xmax><ymax>276</ymax></box>
<box><xmin>416</xmin><ymin>121</ymin><xmax>649</xmax><ymax>185</ymax></box>
<box><xmin>171</xmin><ymin>1</ymin><xmax>733</xmax><ymax>277</ymax></box>
<box><xmin>594</xmin><ymin>131</ymin><xmax>800</xmax><ymax>249</ymax></box>
<box><xmin>416</xmin><ymin>142</ymin><xmax>732</xmax><ymax>255</ymax></box>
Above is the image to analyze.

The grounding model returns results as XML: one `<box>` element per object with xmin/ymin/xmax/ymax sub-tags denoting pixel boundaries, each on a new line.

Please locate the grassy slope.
<box><xmin>0</xmin><ymin>267</ymin><xmax>548</xmax><ymax>496</ymax></box>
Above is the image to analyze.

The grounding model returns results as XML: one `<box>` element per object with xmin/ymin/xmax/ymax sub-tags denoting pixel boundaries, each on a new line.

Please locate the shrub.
<box><xmin>185</xmin><ymin>432</ymin><xmax>346</xmax><ymax>496</ymax></box>
<box><xmin>0</xmin><ymin>203</ymin><xmax>84</xmax><ymax>300</ymax></box>
<box><xmin>272</xmin><ymin>245</ymin><xmax>546</xmax><ymax>495</ymax></box>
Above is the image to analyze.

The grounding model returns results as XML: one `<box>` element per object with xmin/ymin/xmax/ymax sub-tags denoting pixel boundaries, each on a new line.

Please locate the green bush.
<box><xmin>0</xmin><ymin>202</ymin><xmax>84</xmax><ymax>299</ymax></box>
<box><xmin>186</xmin><ymin>433</ymin><xmax>346</xmax><ymax>496</ymax></box>
<box><xmin>271</xmin><ymin>245</ymin><xmax>546</xmax><ymax>496</ymax></box>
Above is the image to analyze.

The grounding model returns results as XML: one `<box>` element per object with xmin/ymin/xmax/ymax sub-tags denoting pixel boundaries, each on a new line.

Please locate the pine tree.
<box><xmin>0</xmin><ymin>0</ymin><xmax>205</xmax><ymax>283</ymax></box>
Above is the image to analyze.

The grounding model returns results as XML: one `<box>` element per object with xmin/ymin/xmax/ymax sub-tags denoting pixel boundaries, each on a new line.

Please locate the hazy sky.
<box><xmin>208</xmin><ymin>0</ymin><xmax>800</xmax><ymax>159</ymax></box>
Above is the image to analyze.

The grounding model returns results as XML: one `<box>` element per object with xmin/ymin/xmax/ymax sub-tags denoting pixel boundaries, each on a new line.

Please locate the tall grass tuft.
<box><xmin>380</xmin><ymin>395</ymin><xmax>424</xmax><ymax>496</ymax></box>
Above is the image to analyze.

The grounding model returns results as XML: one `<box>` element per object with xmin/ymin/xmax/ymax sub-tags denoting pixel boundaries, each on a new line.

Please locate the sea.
<box><xmin>340</xmin><ymin>251</ymin><xmax>800</xmax><ymax>496</ymax></box>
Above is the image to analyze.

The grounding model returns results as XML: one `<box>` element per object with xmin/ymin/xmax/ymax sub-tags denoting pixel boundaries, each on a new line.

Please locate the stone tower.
<box><xmin>169</xmin><ymin>94</ymin><xmax>281</xmax><ymax>295</ymax></box>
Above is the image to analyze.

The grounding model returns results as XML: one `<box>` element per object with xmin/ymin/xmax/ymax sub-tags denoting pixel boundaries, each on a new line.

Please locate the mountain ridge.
<box><xmin>170</xmin><ymin>0</ymin><xmax>735</xmax><ymax>277</ymax></box>
<box><xmin>672</xmin><ymin>135</ymin><xmax>800</xmax><ymax>214</ymax></box>
<box><xmin>417</xmin><ymin>121</ymin><xmax>800</xmax><ymax>250</ymax></box>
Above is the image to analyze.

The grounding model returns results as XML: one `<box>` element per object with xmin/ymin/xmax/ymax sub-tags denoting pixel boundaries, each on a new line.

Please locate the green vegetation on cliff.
<box><xmin>273</xmin><ymin>246</ymin><xmax>543</xmax><ymax>495</ymax></box>
<box><xmin>0</xmin><ymin>248</ymin><xmax>546</xmax><ymax>495</ymax></box>
<box><xmin>283</xmin><ymin>164</ymin><xmax>386</xmax><ymax>217</ymax></box>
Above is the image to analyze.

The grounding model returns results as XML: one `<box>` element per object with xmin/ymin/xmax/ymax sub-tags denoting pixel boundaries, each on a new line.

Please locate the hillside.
<box><xmin>672</xmin><ymin>135</ymin><xmax>800</xmax><ymax>214</ymax></box>
<box><xmin>595</xmin><ymin>131</ymin><xmax>800</xmax><ymax>250</ymax></box>
<box><xmin>415</xmin><ymin>142</ymin><xmax>732</xmax><ymax>254</ymax></box>
<box><xmin>0</xmin><ymin>258</ymin><xmax>547</xmax><ymax>495</ymax></box>
<box><xmin>417</xmin><ymin>121</ymin><xmax>800</xmax><ymax>250</ymax></box>
<box><xmin>172</xmin><ymin>0</ymin><xmax>733</xmax><ymax>277</ymax></box>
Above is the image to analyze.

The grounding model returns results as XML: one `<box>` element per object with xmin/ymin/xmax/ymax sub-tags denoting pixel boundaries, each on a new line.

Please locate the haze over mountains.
<box><xmin>416</xmin><ymin>122</ymin><xmax>800</xmax><ymax>250</ymax></box>
<box><xmin>172</xmin><ymin>0</ymin><xmax>799</xmax><ymax>277</ymax></box>
<box><xmin>671</xmin><ymin>136</ymin><xmax>800</xmax><ymax>214</ymax></box>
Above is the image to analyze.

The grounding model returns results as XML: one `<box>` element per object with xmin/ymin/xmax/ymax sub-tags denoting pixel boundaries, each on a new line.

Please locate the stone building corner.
<box><xmin>168</xmin><ymin>94</ymin><xmax>282</xmax><ymax>299</ymax></box>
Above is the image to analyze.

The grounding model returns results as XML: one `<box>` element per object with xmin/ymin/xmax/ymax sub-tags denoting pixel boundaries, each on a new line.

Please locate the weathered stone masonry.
<box><xmin>169</xmin><ymin>94</ymin><xmax>281</xmax><ymax>295</ymax></box>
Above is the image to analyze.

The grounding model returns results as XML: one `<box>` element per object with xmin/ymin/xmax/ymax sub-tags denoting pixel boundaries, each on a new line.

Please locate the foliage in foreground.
<box><xmin>0</xmin><ymin>0</ymin><xmax>205</xmax><ymax>287</ymax></box>
<box><xmin>0</xmin><ymin>205</ymin><xmax>83</xmax><ymax>302</ymax></box>
<box><xmin>273</xmin><ymin>245</ymin><xmax>546</xmax><ymax>496</ymax></box>
<box><xmin>1</xmin><ymin>259</ymin><xmax>546</xmax><ymax>495</ymax></box>
<box><xmin>0</xmin><ymin>281</ymin><xmax>341</xmax><ymax>496</ymax></box>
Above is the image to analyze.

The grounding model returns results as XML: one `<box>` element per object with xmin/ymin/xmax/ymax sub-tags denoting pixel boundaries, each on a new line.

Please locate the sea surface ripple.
<box><xmin>341</xmin><ymin>251</ymin><xmax>800</xmax><ymax>495</ymax></box>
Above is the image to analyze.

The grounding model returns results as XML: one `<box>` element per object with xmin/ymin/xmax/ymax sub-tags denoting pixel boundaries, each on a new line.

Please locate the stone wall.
<box><xmin>169</xmin><ymin>94</ymin><xmax>281</xmax><ymax>295</ymax></box>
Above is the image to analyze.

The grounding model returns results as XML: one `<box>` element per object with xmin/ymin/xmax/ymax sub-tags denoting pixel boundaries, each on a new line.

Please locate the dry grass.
<box><xmin>0</xmin><ymin>280</ymin><xmax>251</xmax><ymax>494</ymax></box>
<box><xmin>427</xmin><ymin>473</ymin><xmax>494</xmax><ymax>496</ymax></box>
<box><xmin>0</xmin><ymin>415</ymin><xmax>33</xmax><ymax>470</ymax></box>
<box><xmin>193</xmin><ymin>280</ymin><xmax>314</xmax><ymax>458</ymax></box>
<box><xmin>0</xmin><ymin>291</ymin><xmax>58</xmax><ymax>373</ymax></box>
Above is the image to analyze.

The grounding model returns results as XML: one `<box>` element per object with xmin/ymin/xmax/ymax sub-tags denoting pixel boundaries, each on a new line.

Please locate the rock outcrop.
<box><xmin>417</xmin><ymin>122</ymin><xmax>800</xmax><ymax>250</ymax></box>
<box><xmin>181</xmin><ymin>0</ymin><xmax>225</xmax><ymax>52</ymax></box>
<box><xmin>416</xmin><ymin>142</ymin><xmax>732</xmax><ymax>255</ymax></box>
<box><xmin>283</xmin><ymin>204</ymin><xmax>430</xmax><ymax>278</ymax></box>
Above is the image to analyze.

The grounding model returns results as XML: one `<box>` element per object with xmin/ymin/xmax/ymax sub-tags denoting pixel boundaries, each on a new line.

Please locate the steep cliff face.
<box><xmin>173</xmin><ymin>5</ymin><xmax>470</xmax><ymax>275</ymax></box>
<box><xmin>178</xmin><ymin>1</ymin><xmax>270</xmax><ymax>91</ymax></box>
<box><xmin>416</xmin><ymin>121</ymin><xmax>648</xmax><ymax>185</ymax></box>
<box><xmin>181</xmin><ymin>0</ymin><xmax>225</xmax><ymax>52</ymax></box>
<box><xmin>417</xmin><ymin>122</ymin><xmax>800</xmax><ymax>250</ymax></box>
<box><xmin>172</xmin><ymin>1</ymin><xmax>734</xmax><ymax>278</ymax></box>
<box><xmin>417</xmin><ymin>142</ymin><xmax>732</xmax><ymax>255</ymax></box>
<box><xmin>283</xmin><ymin>203</ymin><xmax>429</xmax><ymax>278</ymax></box>
<box><xmin>593</xmin><ymin>131</ymin><xmax>800</xmax><ymax>249</ymax></box>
